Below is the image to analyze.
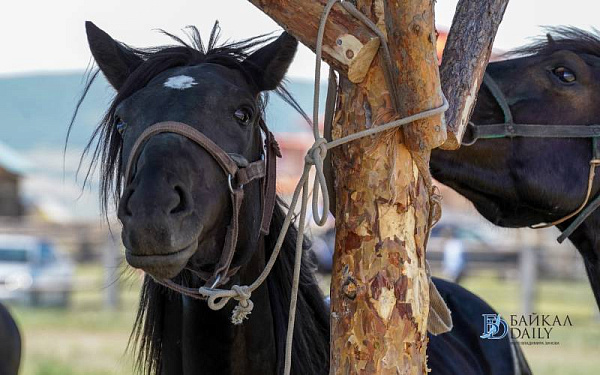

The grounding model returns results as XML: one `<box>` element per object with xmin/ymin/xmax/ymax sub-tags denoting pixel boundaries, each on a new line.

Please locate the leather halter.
<box><xmin>124</xmin><ymin>120</ymin><xmax>281</xmax><ymax>288</ymax></box>
<box><xmin>463</xmin><ymin>73</ymin><xmax>600</xmax><ymax>243</ymax></box>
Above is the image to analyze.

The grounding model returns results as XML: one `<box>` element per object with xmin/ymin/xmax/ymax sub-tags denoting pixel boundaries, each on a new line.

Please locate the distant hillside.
<box><xmin>0</xmin><ymin>72</ymin><xmax>327</xmax><ymax>221</ymax></box>
<box><xmin>0</xmin><ymin>72</ymin><xmax>326</xmax><ymax>152</ymax></box>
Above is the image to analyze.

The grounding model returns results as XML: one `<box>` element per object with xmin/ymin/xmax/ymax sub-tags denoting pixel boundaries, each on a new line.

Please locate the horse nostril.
<box><xmin>170</xmin><ymin>185</ymin><xmax>190</xmax><ymax>215</ymax></box>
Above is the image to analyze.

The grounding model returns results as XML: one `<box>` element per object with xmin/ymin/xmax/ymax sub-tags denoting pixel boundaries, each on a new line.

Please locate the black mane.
<box><xmin>509</xmin><ymin>26</ymin><xmax>600</xmax><ymax>58</ymax></box>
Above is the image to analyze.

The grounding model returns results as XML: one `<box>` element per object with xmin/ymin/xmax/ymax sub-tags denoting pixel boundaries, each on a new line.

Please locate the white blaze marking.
<box><xmin>164</xmin><ymin>75</ymin><xmax>198</xmax><ymax>90</ymax></box>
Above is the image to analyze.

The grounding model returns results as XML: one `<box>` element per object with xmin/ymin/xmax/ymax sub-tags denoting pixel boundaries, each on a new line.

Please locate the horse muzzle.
<box><xmin>118</xmin><ymin>144</ymin><xmax>205</xmax><ymax>279</ymax></box>
<box><xmin>125</xmin><ymin>239</ymin><xmax>199</xmax><ymax>279</ymax></box>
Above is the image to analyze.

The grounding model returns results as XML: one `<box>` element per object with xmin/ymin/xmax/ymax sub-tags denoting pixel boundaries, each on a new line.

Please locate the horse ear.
<box><xmin>546</xmin><ymin>33</ymin><xmax>556</xmax><ymax>46</ymax></box>
<box><xmin>244</xmin><ymin>32</ymin><xmax>298</xmax><ymax>91</ymax></box>
<box><xmin>85</xmin><ymin>21</ymin><xmax>142</xmax><ymax>90</ymax></box>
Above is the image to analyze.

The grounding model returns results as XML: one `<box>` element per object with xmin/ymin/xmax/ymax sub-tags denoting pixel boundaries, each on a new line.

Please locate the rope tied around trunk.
<box><xmin>191</xmin><ymin>1</ymin><xmax>451</xmax><ymax>373</ymax></box>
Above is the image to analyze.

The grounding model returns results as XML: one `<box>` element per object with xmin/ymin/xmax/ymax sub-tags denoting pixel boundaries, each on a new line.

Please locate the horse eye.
<box><xmin>116</xmin><ymin>119</ymin><xmax>127</xmax><ymax>135</ymax></box>
<box><xmin>234</xmin><ymin>108</ymin><xmax>253</xmax><ymax>125</ymax></box>
<box><xmin>552</xmin><ymin>67</ymin><xmax>576</xmax><ymax>83</ymax></box>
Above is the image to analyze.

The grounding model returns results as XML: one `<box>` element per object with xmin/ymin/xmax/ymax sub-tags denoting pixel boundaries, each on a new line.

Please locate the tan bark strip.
<box><xmin>385</xmin><ymin>0</ymin><xmax>447</xmax><ymax>151</ymax></box>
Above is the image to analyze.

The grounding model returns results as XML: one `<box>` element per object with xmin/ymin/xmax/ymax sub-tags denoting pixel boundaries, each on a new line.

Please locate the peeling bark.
<box><xmin>385</xmin><ymin>0</ymin><xmax>447</xmax><ymax>151</ymax></box>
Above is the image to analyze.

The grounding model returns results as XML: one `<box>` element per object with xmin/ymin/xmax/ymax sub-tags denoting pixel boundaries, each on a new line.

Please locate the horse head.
<box><xmin>432</xmin><ymin>27</ymin><xmax>600</xmax><ymax>228</ymax></box>
<box><xmin>431</xmin><ymin>27</ymin><xmax>600</xmax><ymax>309</ymax></box>
<box><xmin>85</xmin><ymin>22</ymin><xmax>297</xmax><ymax>282</ymax></box>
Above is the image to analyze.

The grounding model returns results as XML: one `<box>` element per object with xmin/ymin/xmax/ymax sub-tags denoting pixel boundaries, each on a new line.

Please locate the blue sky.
<box><xmin>1</xmin><ymin>0</ymin><xmax>598</xmax><ymax>78</ymax></box>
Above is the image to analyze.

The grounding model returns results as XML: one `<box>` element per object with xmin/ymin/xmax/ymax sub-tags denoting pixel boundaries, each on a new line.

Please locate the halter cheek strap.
<box><xmin>464</xmin><ymin>73</ymin><xmax>600</xmax><ymax>242</ymax></box>
<box><xmin>124</xmin><ymin>121</ymin><xmax>279</xmax><ymax>288</ymax></box>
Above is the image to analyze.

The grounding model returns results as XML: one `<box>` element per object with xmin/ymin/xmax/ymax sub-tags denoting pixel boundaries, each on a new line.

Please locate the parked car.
<box><xmin>0</xmin><ymin>235</ymin><xmax>74</xmax><ymax>306</ymax></box>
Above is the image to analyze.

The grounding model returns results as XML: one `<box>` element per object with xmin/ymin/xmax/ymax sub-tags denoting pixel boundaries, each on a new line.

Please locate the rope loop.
<box><xmin>306</xmin><ymin>137</ymin><xmax>330</xmax><ymax>226</ymax></box>
<box><xmin>305</xmin><ymin>137</ymin><xmax>328</xmax><ymax>165</ymax></box>
<box><xmin>203</xmin><ymin>291</ymin><xmax>232</xmax><ymax>310</ymax></box>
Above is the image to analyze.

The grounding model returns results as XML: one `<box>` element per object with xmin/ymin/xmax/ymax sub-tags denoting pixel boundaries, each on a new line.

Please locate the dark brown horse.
<box><xmin>432</xmin><ymin>27</ymin><xmax>600</xmax><ymax>308</ymax></box>
<box><xmin>76</xmin><ymin>22</ymin><xmax>527</xmax><ymax>374</ymax></box>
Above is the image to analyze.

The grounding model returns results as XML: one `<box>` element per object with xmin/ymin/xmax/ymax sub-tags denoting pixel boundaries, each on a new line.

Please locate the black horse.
<box><xmin>431</xmin><ymin>27</ymin><xmax>600</xmax><ymax>309</ymax></box>
<box><xmin>0</xmin><ymin>302</ymin><xmax>21</xmax><ymax>375</ymax></box>
<box><xmin>78</xmin><ymin>22</ymin><xmax>527</xmax><ymax>374</ymax></box>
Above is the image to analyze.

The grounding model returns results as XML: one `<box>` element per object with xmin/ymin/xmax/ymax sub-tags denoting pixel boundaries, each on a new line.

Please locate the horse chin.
<box><xmin>125</xmin><ymin>239</ymin><xmax>199</xmax><ymax>279</ymax></box>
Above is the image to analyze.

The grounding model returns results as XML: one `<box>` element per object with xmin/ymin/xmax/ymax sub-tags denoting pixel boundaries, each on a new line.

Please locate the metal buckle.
<box><xmin>228</xmin><ymin>174</ymin><xmax>242</xmax><ymax>193</ymax></box>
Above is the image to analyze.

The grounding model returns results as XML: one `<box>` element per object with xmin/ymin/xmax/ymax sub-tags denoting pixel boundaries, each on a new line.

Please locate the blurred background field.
<box><xmin>7</xmin><ymin>264</ymin><xmax>140</xmax><ymax>375</ymax></box>
<box><xmin>4</xmin><ymin>264</ymin><xmax>600</xmax><ymax>375</ymax></box>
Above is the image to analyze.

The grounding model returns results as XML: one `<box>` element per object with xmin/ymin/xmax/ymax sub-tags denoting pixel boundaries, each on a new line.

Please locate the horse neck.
<box><xmin>162</xmin><ymin>242</ymin><xmax>278</xmax><ymax>375</ymax></box>
<box><xmin>559</xmin><ymin>212</ymin><xmax>600</xmax><ymax>308</ymax></box>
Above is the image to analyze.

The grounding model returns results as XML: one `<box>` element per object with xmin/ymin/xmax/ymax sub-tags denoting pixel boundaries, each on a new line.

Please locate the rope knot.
<box><xmin>231</xmin><ymin>285</ymin><xmax>254</xmax><ymax>325</ymax></box>
<box><xmin>305</xmin><ymin>138</ymin><xmax>328</xmax><ymax>165</ymax></box>
<box><xmin>198</xmin><ymin>284</ymin><xmax>254</xmax><ymax>324</ymax></box>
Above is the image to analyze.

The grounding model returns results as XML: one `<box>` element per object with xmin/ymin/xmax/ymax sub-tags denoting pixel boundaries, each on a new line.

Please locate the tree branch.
<box><xmin>248</xmin><ymin>0</ymin><xmax>381</xmax><ymax>83</ymax></box>
<box><xmin>439</xmin><ymin>0</ymin><xmax>509</xmax><ymax>149</ymax></box>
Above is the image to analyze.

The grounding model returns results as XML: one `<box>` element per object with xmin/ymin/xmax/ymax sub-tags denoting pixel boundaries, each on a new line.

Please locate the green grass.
<box><xmin>5</xmin><ymin>266</ymin><xmax>600</xmax><ymax>374</ymax></box>
<box><xmin>7</xmin><ymin>264</ymin><xmax>142</xmax><ymax>375</ymax></box>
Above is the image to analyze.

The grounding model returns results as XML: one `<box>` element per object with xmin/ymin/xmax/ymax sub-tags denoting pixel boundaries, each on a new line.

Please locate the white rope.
<box><xmin>194</xmin><ymin>1</ymin><xmax>449</xmax><ymax>374</ymax></box>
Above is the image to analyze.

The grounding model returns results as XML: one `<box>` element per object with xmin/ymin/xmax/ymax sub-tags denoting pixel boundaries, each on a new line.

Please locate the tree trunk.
<box><xmin>328</xmin><ymin>1</ymin><xmax>439</xmax><ymax>373</ymax></box>
<box><xmin>439</xmin><ymin>0</ymin><xmax>509</xmax><ymax>149</ymax></box>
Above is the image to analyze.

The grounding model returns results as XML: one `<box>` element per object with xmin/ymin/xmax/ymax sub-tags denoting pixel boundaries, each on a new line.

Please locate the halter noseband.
<box><xmin>124</xmin><ymin>120</ymin><xmax>280</xmax><ymax>288</ymax></box>
<box><xmin>464</xmin><ymin>73</ymin><xmax>600</xmax><ymax>243</ymax></box>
